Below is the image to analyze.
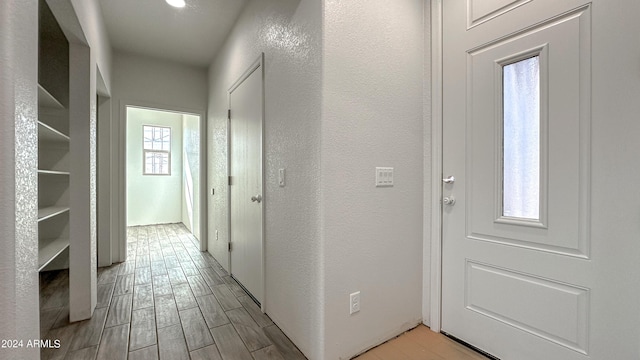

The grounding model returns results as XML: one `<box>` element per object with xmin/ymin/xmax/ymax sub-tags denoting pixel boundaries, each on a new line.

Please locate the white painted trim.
<box><xmin>117</xmin><ymin>100</ymin><xmax>126</xmax><ymax>263</ymax></box>
<box><xmin>199</xmin><ymin>110</ymin><xmax>208</xmax><ymax>252</ymax></box>
<box><xmin>429</xmin><ymin>0</ymin><xmax>444</xmax><ymax>333</ymax></box>
<box><xmin>226</xmin><ymin>53</ymin><xmax>266</xmax><ymax>312</ymax></box>
<box><xmin>259</xmin><ymin>53</ymin><xmax>265</xmax><ymax>313</ymax></box>
<box><xmin>226</xmin><ymin>109</ymin><xmax>231</xmax><ymax>275</ymax></box>
<box><xmin>118</xmin><ymin>100</ymin><xmax>207</xmax><ymax>260</ymax></box>
<box><xmin>97</xmin><ymin>95</ymin><xmax>113</xmax><ymax>267</ymax></box>
<box><xmin>228</xmin><ymin>55</ymin><xmax>263</xmax><ymax>93</ymax></box>
<box><xmin>68</xmin><ymin>42</ymin><xmax>96</xmax><ymax>321</ymax></box>
<box><xmin>123</xmin><ymin>102</ymin><xmax>205</xmax><ymax>121</ymax></box>
<box><xmin>422</xmin><ymin>0</ymin><xmax>432</xmax><ymax>327</ymax></box>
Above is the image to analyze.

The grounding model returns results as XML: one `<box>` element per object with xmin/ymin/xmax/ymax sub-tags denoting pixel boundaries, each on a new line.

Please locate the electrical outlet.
<box><xmin>350</xmin><ymin>291</ymin><xmax>360</xmax><ymax>315</ymax></box>
<box><xmin>216</xmin><ymin>230</ymin><xmax>219</xmax><ymax>240</ymax></box>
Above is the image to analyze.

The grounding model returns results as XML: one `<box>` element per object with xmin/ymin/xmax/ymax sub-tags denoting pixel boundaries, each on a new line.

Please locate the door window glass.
<box><xmin>503</xmin><ymin>56</ymin><xmax>540</xmax><ymax>219</ymax></box>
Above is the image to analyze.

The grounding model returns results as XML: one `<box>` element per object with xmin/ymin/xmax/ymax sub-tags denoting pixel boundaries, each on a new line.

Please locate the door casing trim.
<box><xmin>427</xmin><ymin>0</ymin><xmax>444</xmax><ymax>333</ymax></box>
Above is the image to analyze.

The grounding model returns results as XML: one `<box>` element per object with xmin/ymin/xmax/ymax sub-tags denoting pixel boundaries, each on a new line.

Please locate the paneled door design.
<box><xmin>229</xmin><ymin>55</ymin><xmax>264</xmax><ymax>305</ymax></box>
<box><xmin>441</xmin><ymin>0</ymin><xmax>640</xmax><ymax>359</ymax></box>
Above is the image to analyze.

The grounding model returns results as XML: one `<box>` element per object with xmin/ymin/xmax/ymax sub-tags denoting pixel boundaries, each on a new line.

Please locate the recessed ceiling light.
<box><xmin>166</xmin><ymin>0</ymin><xmax>186</xmax><ymax>8</ymax></box>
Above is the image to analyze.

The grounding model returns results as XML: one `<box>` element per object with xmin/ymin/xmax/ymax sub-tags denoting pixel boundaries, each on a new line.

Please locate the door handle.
<box><xmin>442</xmin><ymin>175</ymin><xmax>455</xmax><ymax>184</ymax></box>
<box><xmin>251</xmin><ymin>194</ymin><xmax>262</xmax><ymax>203</ymax></box>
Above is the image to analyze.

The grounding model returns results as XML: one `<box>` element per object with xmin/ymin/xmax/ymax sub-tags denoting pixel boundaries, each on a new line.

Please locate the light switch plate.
<box><xmin>376</xmin><ymin>167</ymin><xmax>394</xmax><ymax>187</ymax></box>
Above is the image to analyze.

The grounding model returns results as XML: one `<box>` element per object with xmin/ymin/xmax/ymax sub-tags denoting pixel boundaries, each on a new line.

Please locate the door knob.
<box><xmin>251</xmin><ymin>194</ymin><xmax>262</xmax><ymax>203</ymax></box>
<box><xmin>443</xmin><ymin>196</ymin><xmax>456</xmax><ymax>206</ymax></box>
<box><xmin>442</xmin><ymin>176</ymin><xmax>455</xmax><ymax>184</ymax></box>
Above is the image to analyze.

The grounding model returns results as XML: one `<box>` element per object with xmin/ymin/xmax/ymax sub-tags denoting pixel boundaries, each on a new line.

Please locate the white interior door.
<box><xmin>441</xmin><ymin>0</ymin><xmax>640</xmax><ymax>359</ymax></box>
<box><xmin>229</xmin><ymin>56</ymin><xmax>264</xmax><ymax>304</ymax></box>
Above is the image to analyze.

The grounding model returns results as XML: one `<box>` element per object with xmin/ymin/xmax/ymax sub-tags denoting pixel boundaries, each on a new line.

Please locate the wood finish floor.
<box><xmin>40</xmin><ymin>224</ymin><xmax>489</xmax><ymax>360</ymax></box>
<box><xmin>39</xmin><ymin>223</ymin><xmax>306</xmax><ymax>360</ymax></box>
<box><xmin>353</xmin><ymin>325</ymin><xmax>490</xmax><ymax>360</ymax></box>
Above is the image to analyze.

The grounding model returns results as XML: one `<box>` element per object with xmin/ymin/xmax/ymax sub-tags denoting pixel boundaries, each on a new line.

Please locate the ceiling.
<box><xmin>98</xmin><ymin>0</ymin><xmax>248</xmax><ymax>68</ymax></box>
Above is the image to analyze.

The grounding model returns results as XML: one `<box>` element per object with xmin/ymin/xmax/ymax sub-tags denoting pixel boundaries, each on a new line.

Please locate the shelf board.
<box><xmin>38</xmin><ymin>169</ymin><xmax>70</xmax><ymax>176</ymax></box>
<box><xmin>38</xmin><ymin>206</ymin><xmax>69</xmax><ymax>222</ymax></box>
<box><xmin>38</xmin><ymin>84</ymin><xmax>65</xmax><ymax>110</ymax></box>
<box><xmin>38</xmin><ymin>121</ymin><xmax>69</xmax><ymax>143</ymax></box>
<box><xmin>38</xmin><ymin>237</ymin><xmax>69</xmax><ymax>272</ymax></box>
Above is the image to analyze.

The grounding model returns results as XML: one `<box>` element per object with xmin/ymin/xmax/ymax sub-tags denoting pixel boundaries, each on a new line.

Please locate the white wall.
<box><xmin>207</xmin><ymin>0</ymin><xmax>323</xmax><ymax>357</ymax></box>
<box><xmin>64</xmin><ymin>0</ymin><xmax>114</xmax><ymax>271</ymax></box>
<box><xmin>68</xmin><ymin>40</ymin><xmax>99</xmax><ymax>321</ymax></box>
<box><xmin>208</xmin><ymin>1</ymin><xmax>426</xmax><ymax>358</ymax></box>
<box><xmin>126</xmin><ymin>107</ymin><xmax>184</xmax><ymax>226</ymax></box>
<box><xmin>112</xmin><ymin>52</ymin><xmax>207</xmax><ymax>259</ymax></box>
<box><xmin>182</xmin><ymin>114</ymin><xmax>201</xmax><ymax>239</ymax></box>
<box><xmin>0</xmin><ymin>0</ymin><xmax>40</xmax><ymax>358</ymax></box>
<box><xmin>112</xmin><ymin>52</ymin><xmax>208</xmax><ymax>111</ymax></box>
<box><xmin>321</xmin><ymin>1</ymin><xmax>425</xmax><ymax>358</ymax></box>
<box><xmin>68</xmin><ymin>0</ymin><xmax>112</xmax><ymax>92</ymax></box>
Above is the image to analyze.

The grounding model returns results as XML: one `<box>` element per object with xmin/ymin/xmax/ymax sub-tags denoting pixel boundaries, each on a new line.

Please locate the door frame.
<box><xmin>227</xmin><ymin>53</ymin><xmax>266</xmax><ymax>310</ymax></box>
<box><xmin>427</xmin><ymin>0</ymin><xmax>444</xmax><ymax>332</ymax></box>
<box><xmin>118</xmin><ymin>100</ymin><xmax>208</xmax><ymax>260</ymax></box>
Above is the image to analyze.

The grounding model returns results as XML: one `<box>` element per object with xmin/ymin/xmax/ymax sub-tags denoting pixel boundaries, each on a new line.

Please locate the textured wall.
<box><xmin>0</xmin><ymin>0</ymin><xmax>40</xmax><ymax>358</ymax></box>
<box><xmin>126</xmin><ymin>108</ymin><xmax>184</xmax><ymax>226</ymax></box>
<box><xmin>0</xmin><ymin>0</ymin><xmax>112</xmax><ymax>348</ymax></box>
<box><xmin>321</xmin><ymin>1</ymin><xmax>425</xmax><ymax>358</ymax></box>
<box><xmin>206</xmin><ymin>0</ymin><xmax>323</xmax><ymax>357</ymax></box>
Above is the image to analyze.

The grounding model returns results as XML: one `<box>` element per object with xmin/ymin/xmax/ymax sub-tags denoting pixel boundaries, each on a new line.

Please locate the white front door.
<box><xmin>441</xmin><ymin>0</ymin><xmax>640</xmax><ymax>359</ymax></box>
<box><xmin>229</xmin><ymin>56</ymin><xmax>264</xmax><ymax>304</ymax></box>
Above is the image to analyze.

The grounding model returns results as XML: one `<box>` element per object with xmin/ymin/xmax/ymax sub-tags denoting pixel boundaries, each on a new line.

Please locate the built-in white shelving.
<box><xmin>37</xmin><ymin>206</ymin><xmax>70</xmax><ymax>222</ymax></box>
<box><xmin>38</xmin><ymin>0</ymin><xmax>96</xmax><ymax>322</ymax></box>
<box><xmin>38</xmin><ymin>80</ymin><xmax>70</xmax><ymax>271</ymax></box>
<box><xmin>38</xmin><ymin>237</ymin><xmax>70</xmax><ymax>271</ymax></box>
<box><xmin>38</xmin><ymin>121</ymin><xmax>69</xmax><ymax>143</ymax></box>
<box><xmin>38</xmin><ymin>169</ymin><xmax>70</xmax><ymax>176</ymax></box>
<box><xmin>38</xmin><ymin>84</ymin><xmax>64</xmax><ymax>110</ymax></box>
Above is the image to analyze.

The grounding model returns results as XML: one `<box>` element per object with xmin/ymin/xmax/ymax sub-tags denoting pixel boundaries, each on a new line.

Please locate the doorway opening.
<box><xmin>125</xmin><ymin>106</ymin><xmax>203</xmax><ymax>249</ymax></box>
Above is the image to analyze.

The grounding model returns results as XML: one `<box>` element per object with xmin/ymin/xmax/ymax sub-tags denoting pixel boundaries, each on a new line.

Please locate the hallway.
<box><xmin>39</xmin><ymin>224</ymin><xmax>305</xmax><ymax>360</ymax></box>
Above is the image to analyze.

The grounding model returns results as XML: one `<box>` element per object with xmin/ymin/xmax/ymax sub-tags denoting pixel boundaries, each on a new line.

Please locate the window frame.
<box><xmin>493</xmin><ymin>44</ymin><xmax>549</xmax><ymax>230</ymax></box>
<box><xmin>142</xmin><ymin>125</ymin><xmax>172</xmax><ymax>176</ymax></box>
<box><xmin>501</xmin><ymin>55</ymin><xmax>541</xmax><ymax>221</ymax></box>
